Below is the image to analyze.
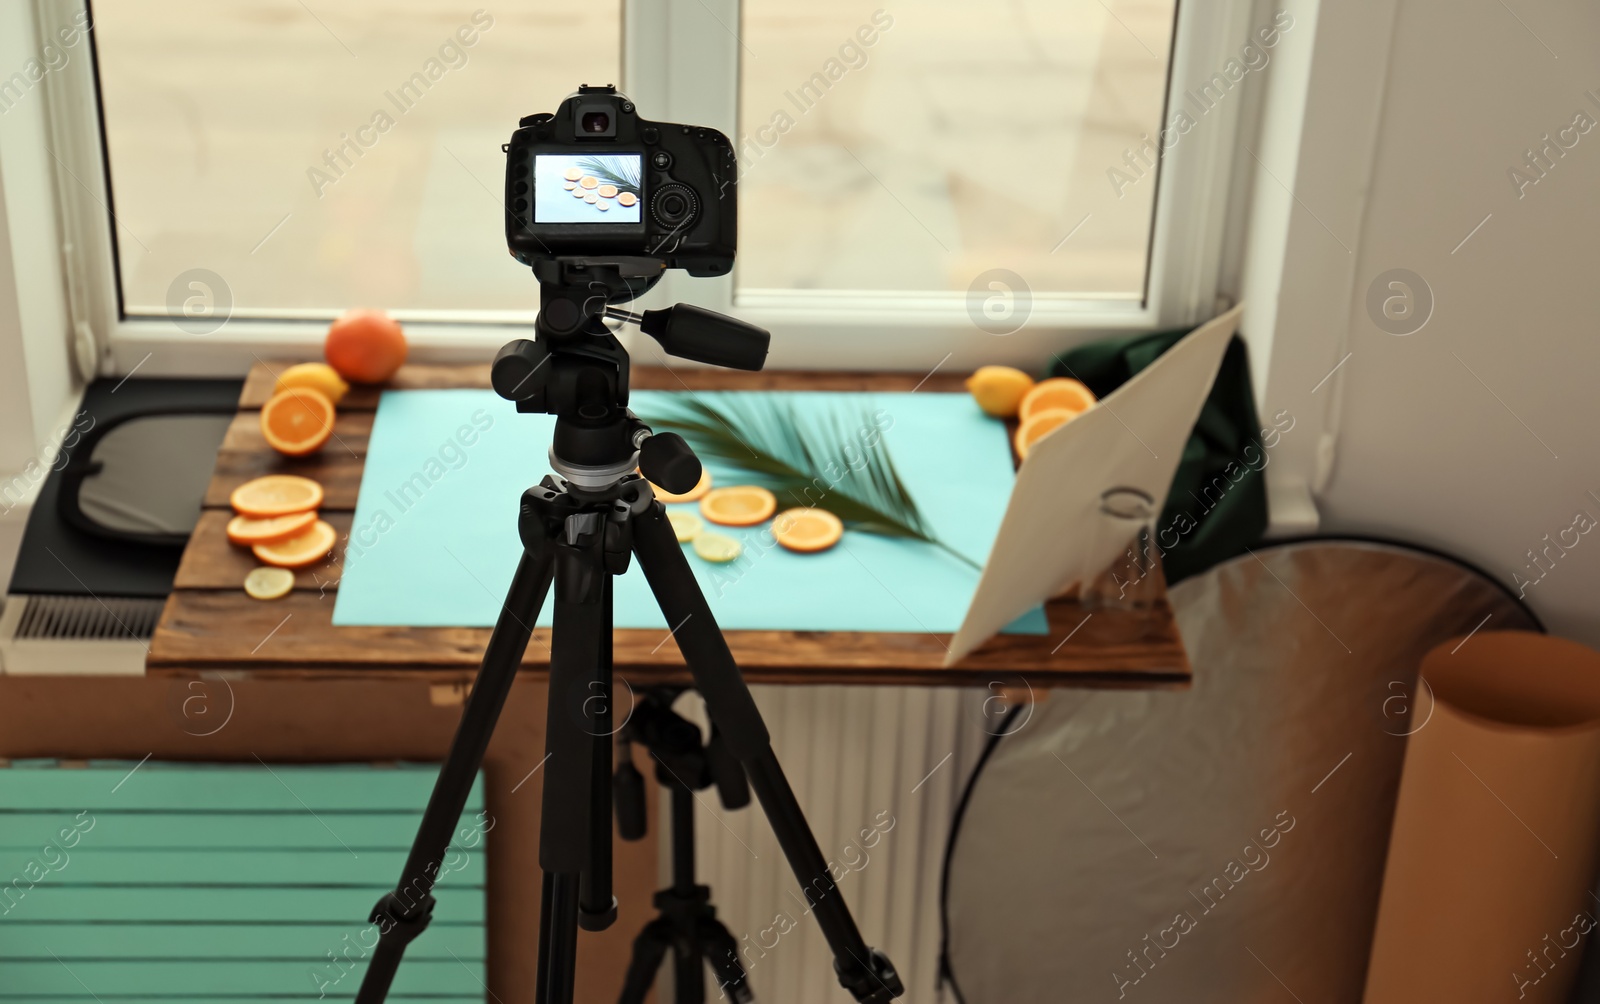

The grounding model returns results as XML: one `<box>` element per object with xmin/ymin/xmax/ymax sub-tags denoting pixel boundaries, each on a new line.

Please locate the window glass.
<box><xmin>735</xmin><ymin>0</ymin><xmax>1177</xmax><ymax>297</ymax></box>
<box><xmin>92</xmin><ymin>1</ymin><xmax>621</xmax><ymax>316</ymax></box>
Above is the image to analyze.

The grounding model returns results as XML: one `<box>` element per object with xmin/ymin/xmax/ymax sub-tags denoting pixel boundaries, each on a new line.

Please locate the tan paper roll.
<box><xmin>1364</xmin><ymin>631</ymin><xmax>1600</xmax><ymax>1003</ymax></box>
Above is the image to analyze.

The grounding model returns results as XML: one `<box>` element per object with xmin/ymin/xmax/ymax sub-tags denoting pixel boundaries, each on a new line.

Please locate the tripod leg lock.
<box><xmin>368</xmin><ymin>891</ymin><xmax>436</xmax><ymax>949</ymax></box>
<box><xmin>835</xmin><ymin>947</ymin><xmax>905</xmax><ymax>1004</ymax></box>
<box><xmin>578</xmin><ymin>894</ymin><xmax>618</xmax><ymax>932</ymax></box>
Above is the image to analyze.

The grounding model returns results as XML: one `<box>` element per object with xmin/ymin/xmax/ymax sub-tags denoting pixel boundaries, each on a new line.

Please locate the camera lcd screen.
<box><xmin>534</xmin><ymin>154</ymin><xmax>643</xmax><ymax>224</ymax></box>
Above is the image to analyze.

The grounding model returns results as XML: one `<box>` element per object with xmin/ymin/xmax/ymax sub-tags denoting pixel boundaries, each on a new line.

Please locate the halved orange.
<box><xmin>772</xmin><ymin>508</ymin><xmax>843</xmax><ymax>553</ymax></box>
<box><xmin>261</xmin><ymin>387</ymin><xmax>335</xmax><ymax>457</ymax></box>
<box><xmin>1014</xmin><ymin>408</ymin><xmax>1080</xmax><ymax>460</ymax></box>
<box><xmin>226</xmin><ymin>510</ymin><xmax>319</xmax><ymax>546</ymax></box>
<box><xmin>231</xmin><ymin>475</ymin><xmax>325</xmax><ymax>518</ymax></box>
<box><xmin>652</xmin><ymin>468</ymin><xmax>712</xmax><ymax>504</ymax></box>
<box><xmin>699</xmin><ymin>486</ymin><xmax>776</xmax><ymax>527</ymax></box>
<box><xmin>252</xmin><ymin>519</ymin><xmax>337</xmax><ymax>569</ymax></box>
<box><xmin>1018</xmin><ymin>378</ymin><xmax>1096</xmax><ymax>423</ymax></box>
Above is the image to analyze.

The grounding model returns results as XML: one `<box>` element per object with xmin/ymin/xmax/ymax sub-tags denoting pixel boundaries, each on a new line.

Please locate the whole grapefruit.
<box><xmin>324</xmin><ymin>309</ymin><xmax>407</xmax><ymax>384</ymax></box>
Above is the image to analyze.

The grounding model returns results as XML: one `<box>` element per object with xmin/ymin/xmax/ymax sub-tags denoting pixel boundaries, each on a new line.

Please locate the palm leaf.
<box><xmin>647</xmin><ymin>395</ymin><xmax>980</xmax><ymax>569</ymax></box>
<box><xmin>576</xmin><ymin>155</ymin><xmax>642</xmax><ymax>196</ymax></box>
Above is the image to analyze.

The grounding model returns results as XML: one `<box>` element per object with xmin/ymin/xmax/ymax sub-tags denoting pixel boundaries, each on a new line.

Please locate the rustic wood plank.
<box><xmin>220</xmin><ymin>410</ymin><xmax>373</xmax><ymax>453</ymax></box>
<box><xmin>629</xmin><ymin>367</ymin><xmax>970</xmax><ymax>394</ymax></box>
<box><xmin>175</xmin><ymin>512</ymin><xmax>351</xmax><ymax>591</ymax></box>
<box><xmin>240</xmin><ymin>359</ymin><xmax>968</xmax><ymax>408</ymax></box>
<box><xmin>148</xmin><ymin>588</ymin><xmax>1186</xmax><ymax>688</ymax></box>
<box><xmin>204</xmin><ymin>450</ymin><xmax>364</xmax><ymax>509</ymax></box>
<box><xmin>242</xmin><ymin>362</ymin><xmax>496</xmax><ymax>409</ymax></box>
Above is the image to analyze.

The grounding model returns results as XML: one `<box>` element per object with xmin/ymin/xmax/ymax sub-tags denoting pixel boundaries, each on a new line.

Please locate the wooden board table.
<box><xmin>148</xmin><ymin>362</ymin><xmax>1190</xmax><ymax>688</ymax></box>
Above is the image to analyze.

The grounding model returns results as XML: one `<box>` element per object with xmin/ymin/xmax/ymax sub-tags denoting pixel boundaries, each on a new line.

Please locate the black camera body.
<box><xmin>503</xmin><ymin>85</ymin><xmax>737</xmax><ymax>280</ymax></box>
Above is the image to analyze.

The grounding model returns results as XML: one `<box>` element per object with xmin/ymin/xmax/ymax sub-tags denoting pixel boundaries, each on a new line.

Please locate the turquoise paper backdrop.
<box><xmin>333</xmin><ymin>389</ymin><xmax>1046</xmax><ymax>635</ymax></box>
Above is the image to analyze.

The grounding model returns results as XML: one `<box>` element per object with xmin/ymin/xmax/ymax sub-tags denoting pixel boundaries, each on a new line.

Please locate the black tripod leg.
<box><xmin>537</xmin><ymin>526</ymin><xmax>609</xmax><ymax>1004</ymax></box>
<box><xmin>357</xmin><ymin>547</ymin><xmax>554</xmax><ymax>1004</ymax></box>
<box><xmin>618</xmin><ymin>917</ymin><xmax>675</xmax><ymax>1004</ymax></box>
<box><xmin>675</xmin><ymin>923</ymin><xmax>706</xmax><ymax>1004</ymax></box>
<box><xmin>580</xmin><ymin>576</ymin><xmax>617</xmax><ymax>930</ymax></box>
<box><xmin>700</xmin><ymin>917</ymin><xmax>754</xmax><ymax>1004</ymax></box>
<box><xmin>629</xmin><ymin>503</ymin><xmax>904</xmax><ymax>1004</ymax></box>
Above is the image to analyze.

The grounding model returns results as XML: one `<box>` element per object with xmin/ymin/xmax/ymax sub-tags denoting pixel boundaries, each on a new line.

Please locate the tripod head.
<box><xmin>489</xmin><ymin>258</ymin><xmax>769</xmax><ymax>492</ymax></box>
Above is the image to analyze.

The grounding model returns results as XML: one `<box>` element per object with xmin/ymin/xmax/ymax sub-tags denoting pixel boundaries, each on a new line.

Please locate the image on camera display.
<box><xmin>534</xmin><ymin>153</ymin><xmax>642</xmax><ymax>224</ymax></box>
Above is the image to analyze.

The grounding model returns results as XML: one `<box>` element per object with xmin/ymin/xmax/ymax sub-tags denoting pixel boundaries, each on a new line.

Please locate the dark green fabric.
<box><xmin>1049</xmin><ymin>330</ymin><xmax>1273</xmax><ymax>584</ymax></box>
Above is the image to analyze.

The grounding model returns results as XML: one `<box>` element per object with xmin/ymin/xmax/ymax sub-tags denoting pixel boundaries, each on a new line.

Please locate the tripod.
<box><xmin>614</xmin><ymin>688</ymin><xmax>754</xmax><ymax>1004</ymax></box>
<box><xmin>354</xmin><ymin>259</ymin><xmax>904</xmax><ymax>1004</ymax></box>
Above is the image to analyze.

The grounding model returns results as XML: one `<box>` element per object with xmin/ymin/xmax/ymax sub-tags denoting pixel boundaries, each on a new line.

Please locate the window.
<box><xmin>43</xmin><ymin>0</ymin><xmax>1255</xmax><ymax>369</ymax></box>
<box><xmin>735</xmin><ymin>0</ymin><xmax>1175</xmax><ymax>298</ymax></box>
<box><xmin>92</xmin><ymin>1</ymin><xmax>620</xmax><ymax>318</ymax></box>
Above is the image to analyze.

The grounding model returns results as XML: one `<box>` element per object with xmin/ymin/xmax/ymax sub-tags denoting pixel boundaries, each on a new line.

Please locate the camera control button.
<box><xmin>651</xmin><ymin>151</ymin><xmax>672</xmax><ymax>170</ymax></box>
<box><xmin>650</xmin><ymin>183</ymin><xmax>699</xmax><ymax>230</ymax></box>
<box><xmin>641</xmin><ymin>127</ymin><xmax>659</xmax><ymax>143</ymax></box>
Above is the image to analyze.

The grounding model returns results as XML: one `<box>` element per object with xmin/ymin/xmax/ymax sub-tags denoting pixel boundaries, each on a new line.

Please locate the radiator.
<box><xmin>677</xmin><ymin>685</ymin><xmax>991</xmax><ymax>1004</ymax></box>
<box><xmin>0</xmin><ymin>594</ymin><xmax>159</xmax><ymax>675</ymax></box>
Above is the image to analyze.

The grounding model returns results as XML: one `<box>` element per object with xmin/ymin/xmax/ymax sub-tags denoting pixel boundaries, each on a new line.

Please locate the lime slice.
<box><xmin>692</xmin><ymin>532</ymin><xmax>743</xmax><ymax>563</ymax></box>
<box><xmin>668</xmin><ymin>511</ymin><xmax>704</xmax><ymax>543</ymax></box>
<box><xmin>244</xmin><ymin>566</ymin><xmax>294</xmax><ymax>600</ymax></box>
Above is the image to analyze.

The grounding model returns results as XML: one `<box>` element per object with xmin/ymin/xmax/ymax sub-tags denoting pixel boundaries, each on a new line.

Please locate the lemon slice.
<box><xmin>692</xmin><ymin>532</ymin><xmax>742</xmax><ymax>563</ymax></box>
<box><xmin>244</xmin><ymin>566</ymin><xmax>294</xmax><ymax>600</ymax></box>
<box><xmin>668</xmin><ymin>511</ymin><xmax>704</xmax><ymax>543</ymax></box>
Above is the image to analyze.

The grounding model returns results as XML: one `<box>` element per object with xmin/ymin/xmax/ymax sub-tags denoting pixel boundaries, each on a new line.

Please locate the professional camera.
<box><xmin>491</xmin><ymin>84</ymin><xmax>765</xmax><ymax>474</ymax></box>
<box><xmin>492</xmin><ymin>85</ymin><xmax>766</xmax><ymax>411</ymax></box>
<box><xmin>503</xmin><ymin>84</ymin><xmax>737</xmax><ymax>281</ymax></box>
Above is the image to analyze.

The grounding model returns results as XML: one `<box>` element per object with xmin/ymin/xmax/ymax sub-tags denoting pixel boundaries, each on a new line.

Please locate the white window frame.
<box><xmin>40</xmin><ymin>0</ymin><xmax>1262</xmax><ymax>376</ymax></box>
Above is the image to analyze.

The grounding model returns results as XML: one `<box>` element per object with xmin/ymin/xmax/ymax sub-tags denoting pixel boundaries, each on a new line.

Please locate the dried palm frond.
<box><xmin>647</xmin><ymin>395</ymin><xmax>980</xmax><ymax>569</ymax></box>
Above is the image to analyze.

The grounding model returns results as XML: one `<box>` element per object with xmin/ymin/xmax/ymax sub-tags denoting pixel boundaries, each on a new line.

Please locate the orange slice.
<box><xmin>652</xmin><ymin>468</ymin><xmax>712</xmax><ymax>504</ymax></box>
<box><xmin>1014</xmin><ymin>408</ymin><xmax>1081</xmax><ymax>460</ymax></box>
<box><xmin>1018</xmin><ymin>378</ymin><xmax>1096</xmax><ymax>423</ymax></box>
<box><xmin>252</xmin><ymin>519</ymin><xmax>336</xmax><ymax>569</ymax></box>
<box><xmin>226</xmin><ymin>511</ymin><xmax>319</xmax><ymax>546</ymax></box>
<box><xmin>772</xmin><ymin>508</ymin><xmax>843</xmax><ymax>553</ymax></box>
<box><xmin>260</xmin><ymin>387</ymin><xmax>335</xmax><ymax>456</ymax></box>
<box><xmin>231</xmin><ymin>475</ymin><xmax>325</xmax><ymax>518</ymax></box>
<box><xmin>699</xmin><ymin>486</ymin><xmax>776</xmax><ymax>527</ymax></box>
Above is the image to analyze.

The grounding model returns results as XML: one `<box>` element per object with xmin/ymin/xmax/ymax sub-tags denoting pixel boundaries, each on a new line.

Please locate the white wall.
<box><xmin>0</xmin><ymin>0</ymin><xmax>76</xmax><ymax>471</ymax></box>
<box><xmin>1310</xmin><ymin>0</ymin><xmax>1600</xmax><ymax>644</ymax></box>
<box><xmin>0</xmin><ymin>0</ymin><xmax>79</xmax><ymax>591</ymax></box>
